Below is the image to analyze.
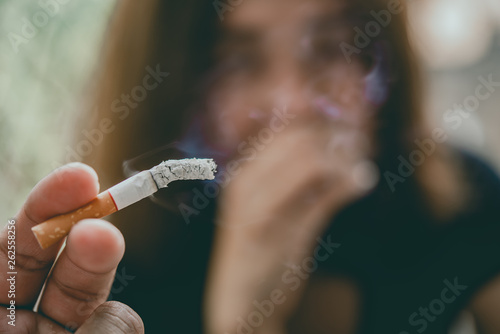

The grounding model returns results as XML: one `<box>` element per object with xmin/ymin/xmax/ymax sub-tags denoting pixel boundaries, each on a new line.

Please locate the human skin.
<box><xmin>0</xmin><ymin>163</ymin><xmax>144</xmax><ymax>333</ymax></box>
<box><xmin>203</xmin><ymin>0</ymin><xmax>377</xmax><ymax>333</ymax></box>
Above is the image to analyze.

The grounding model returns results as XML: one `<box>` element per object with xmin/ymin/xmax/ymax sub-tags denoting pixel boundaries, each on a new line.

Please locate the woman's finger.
<box><xmin>39</xmin><ymin>219</ymin><xmax>125</xmax><ymax>329</ymax></box>
<box><xmin>76</xmin><ymin>301</ymin><xmax>144</xmax><ymax>334</ymax></box>
<box><xmin>0</xmin><ymin>163</ymin><xmax>100</xmax><ymax>306</ymax></box>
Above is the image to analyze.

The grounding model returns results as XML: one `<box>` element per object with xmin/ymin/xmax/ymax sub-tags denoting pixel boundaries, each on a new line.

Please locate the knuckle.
<box><xmin>52</xmin><ymin>275</ymin><xmax>106</xmax><ymax>303</ymax></box>
<box><xmin>15</xmin><ymin>252</ymin><xmax>53</xmax><ymax>272</ymax></box>
<box><xmin>0</xmin><ymin>242</ymin><xmax>52</xmax><ymax>273</ymax></box>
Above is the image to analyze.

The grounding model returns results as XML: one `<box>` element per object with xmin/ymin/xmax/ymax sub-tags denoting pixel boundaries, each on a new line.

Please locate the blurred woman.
<box><xmin>76</xmin><ymin>0</ymin><xmax>500</xmax><ymax>333</ymax></box>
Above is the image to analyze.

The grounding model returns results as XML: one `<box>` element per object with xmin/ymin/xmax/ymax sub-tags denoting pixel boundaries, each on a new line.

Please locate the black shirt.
<box><xmin>315</xmin><ymin>151</ymin><xmax>500</xmax><ymax>334</ymax></box>
<box><xmin>114</xmin><ymin>150</ymin><xmax>500</xmax><ymax>334</ymax></box>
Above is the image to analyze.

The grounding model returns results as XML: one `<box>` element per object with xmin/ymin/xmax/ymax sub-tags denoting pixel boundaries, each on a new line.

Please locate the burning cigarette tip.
<box><xmin>150</xmin><ymin>158</ymin><xmax>217</xmax><ymax>188</ymax></box>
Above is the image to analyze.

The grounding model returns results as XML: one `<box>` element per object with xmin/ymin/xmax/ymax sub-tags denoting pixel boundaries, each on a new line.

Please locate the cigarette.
<box><xmin>32</xmin><ymin>158</ymin><xmax>217</xmax><ymax>249</ymax></box>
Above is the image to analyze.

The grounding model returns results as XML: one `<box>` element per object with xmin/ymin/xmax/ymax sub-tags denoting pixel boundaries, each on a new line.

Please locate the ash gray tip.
<box><xmin>150</xmin><ymin>158</ymin><xmax>217</xmax><ymax>188</ymax></box>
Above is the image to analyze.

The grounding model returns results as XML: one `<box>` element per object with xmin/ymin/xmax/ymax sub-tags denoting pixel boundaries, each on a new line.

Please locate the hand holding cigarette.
<box><xmin>0</xmin><ymin>163</ymin><xmax>144</xmax><ymax>331</ymax></box>
<box><xmin>32</xmin><ymin>158</ymin><xmax>217</xmax><ymax>249</ymax></box>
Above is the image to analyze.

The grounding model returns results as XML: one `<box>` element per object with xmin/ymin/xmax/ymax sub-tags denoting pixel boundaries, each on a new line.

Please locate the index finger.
<box><xmin>0</xmin><ymin>163</ymin><xmax>100</xmax><ymax>306</ymax></box>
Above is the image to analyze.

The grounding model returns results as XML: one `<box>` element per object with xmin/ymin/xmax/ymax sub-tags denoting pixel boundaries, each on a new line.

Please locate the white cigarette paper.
<box><xmin>109</xmin><ymin>158</ymin><xmax>217</xmax><ymax>210</ymax></box>
<box><xmin>32</xmin><ymin>158</ymin><xmax>217</xmax><ymax>249</ymax></box>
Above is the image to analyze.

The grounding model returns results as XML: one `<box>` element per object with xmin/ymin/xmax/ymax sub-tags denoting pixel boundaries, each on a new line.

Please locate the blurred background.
<box><xmin>407</xmin><ymin>0</ymin><xmax>500</xmax><ymax>171</ymax></box>
<box><xmin>0</xmin><ymin>0</ymin><xmax>115</xmax><ymax>221</ymax></box>
<box><xmin>1</xmin><ymin>2</ymin><xmax>499</xmax><ymax>216</ymax></box>
<box><xmin>0</xmin><ymin>0</ymin><xmax>499</xmax><ymax>333</ymax></box>
<box><xmin>1</xmin><ymin>0</ymin><xmax>499</xmax><ymax>221</ymax></box>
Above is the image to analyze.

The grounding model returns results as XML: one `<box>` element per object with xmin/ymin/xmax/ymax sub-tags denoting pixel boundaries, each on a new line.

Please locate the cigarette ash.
<box><xmin>150</xmin><ymin>158</ymin><xmax>217</xmax><ymax>188</ymax></box>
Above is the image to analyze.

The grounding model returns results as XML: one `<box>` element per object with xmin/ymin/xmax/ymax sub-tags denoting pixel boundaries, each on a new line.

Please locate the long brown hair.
<box><xmin>82</xmin><ymin>0</ymin><xmax>464</xmax><ymax>219</ymax></box>
<box><xmin>351</xmin><ymin>0</ymin><xmax>466</xmax><ymax>219</ymax></box>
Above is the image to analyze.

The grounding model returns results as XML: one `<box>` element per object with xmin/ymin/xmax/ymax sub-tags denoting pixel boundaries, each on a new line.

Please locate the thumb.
<box><xmin>75</xmin><ymin>301</ymin><xmax>144</xmax><ymax>334</ymax></box>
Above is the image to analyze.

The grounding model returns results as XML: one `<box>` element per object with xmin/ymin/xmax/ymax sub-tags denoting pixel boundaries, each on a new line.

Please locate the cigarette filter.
<box><xmin>32</xmin><ymin>158</ymin><xmax>217</xmax><ymax>249</ymax></box>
